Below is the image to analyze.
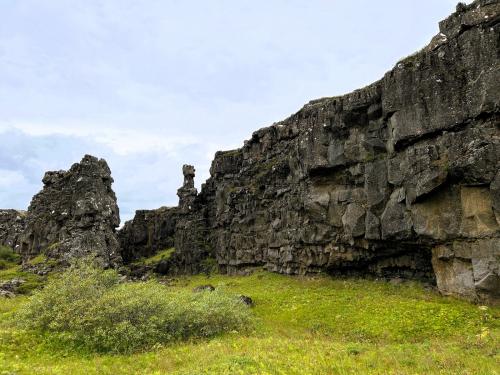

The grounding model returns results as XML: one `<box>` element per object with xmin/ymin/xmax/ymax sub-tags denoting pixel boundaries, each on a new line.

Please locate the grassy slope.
<box><xmin>132</xmin><ymin>247</ymin><xmax>176</xmax><ymax>265</ymax></box>
<box><xmin>1</xmin><ymin>271</ymin><xmax>498</xmax><ymax>375</ymax></box>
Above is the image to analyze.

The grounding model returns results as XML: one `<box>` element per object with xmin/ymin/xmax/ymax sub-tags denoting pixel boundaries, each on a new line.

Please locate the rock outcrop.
<box><xmin>0</xmin><ymin>209</ymin><xmax>26</xmax><ymax>251</ymax></box>
<box><xmin>121</xmin><ymin>0</ymin><xmax>500</xmax><ymax>302</ymax></box>
<box><xmin>19</xmin><ymin>155</ymin><xmax>122</xmax><ymax>267</ymax></box>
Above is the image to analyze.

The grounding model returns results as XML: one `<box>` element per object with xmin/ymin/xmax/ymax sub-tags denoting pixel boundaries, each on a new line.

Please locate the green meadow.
<box><xmin>1</xmin><ymin>266</ymin><xmax>498</xmax><ymax>375</ymax></box>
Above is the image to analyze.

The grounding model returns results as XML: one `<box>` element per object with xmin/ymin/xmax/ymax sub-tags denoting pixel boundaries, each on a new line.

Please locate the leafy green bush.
<box><xmin>17</xmin><ymin>260</ymin><xmax>251</xmax><ymax>353</ymax></box>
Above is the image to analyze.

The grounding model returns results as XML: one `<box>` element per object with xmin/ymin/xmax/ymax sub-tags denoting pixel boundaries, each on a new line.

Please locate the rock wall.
<box><xmin>0</xmin><ymin>209</ymin><xmax>26</xmax><ymax>251</ymax></box>
<box><xmin>121</xmin><ymin>0</ymin><xmax>499</xmax><ymax>302</ymax></box>
<box><xmin>118</xmin><ymin>207</ymin><xmax>178</xmax><ymax>263</ymax></box>
<box><xmin>19</xmin><ymin>155</ymin><xmax>122</xmax><ymax>267</ymax></box>
<box><xmin>119</xmin><ymin>165</ymin><xmax>214</xmax><ymax>274</ymax></box>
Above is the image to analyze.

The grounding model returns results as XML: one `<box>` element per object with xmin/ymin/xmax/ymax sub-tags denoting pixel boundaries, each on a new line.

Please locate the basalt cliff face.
<box><xmin>121</xmin><ymin>0</ymin><xmax>500</xmax><ymax>301</ymax></box>
<box><xmin>1</xmin><ymin>1</ymin><xmax>499</xmax><ymax>302</ymax></box>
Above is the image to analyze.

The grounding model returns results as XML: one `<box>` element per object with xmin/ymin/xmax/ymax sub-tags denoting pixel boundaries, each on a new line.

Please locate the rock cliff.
<box><xmin>118</xmin><ymin>207</ymin><xmax>178</xmax><ymax>263</ymax></box>
<box><xmin>0</xmin><ymin>209</ymin><xmax>26</xmax><ymax>251</ymax></box>
<box><xmin>0</xmin><ymin>1</ymin><xmax>498</xmax><ymax>302</ymax></box>
<box><xmin>121</xmin><ymin>0</ymin><xmax>500</xmax><ymax>302</ymax></box>
<box><xmin>19</xmin><ymin>155</ymin><xmax>122</xmax><ymax>267</ymax></box>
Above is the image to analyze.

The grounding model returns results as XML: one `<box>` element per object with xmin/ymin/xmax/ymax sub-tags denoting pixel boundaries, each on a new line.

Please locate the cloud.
<box><xmin>0</xmin><ymin>121</ymin><xmax>201</xmax><ymax>155</ymax></box>
<box><xmin>0</xmin><ymin>170</ymin><xmax>27</xmax><ymax>187</ymax></box>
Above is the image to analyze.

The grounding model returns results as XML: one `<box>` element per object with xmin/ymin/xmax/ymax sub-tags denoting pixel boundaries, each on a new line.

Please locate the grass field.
<box><xmin>1</xmin><ymin>271</ymin><xmax>499</xmax><ymax>375</ymax></box>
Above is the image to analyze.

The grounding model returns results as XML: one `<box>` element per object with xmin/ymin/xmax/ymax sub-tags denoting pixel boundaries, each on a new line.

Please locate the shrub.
<box><xmin>200</xmin><ymin>256</ymin><xmax>218</xmax><ymax>276</ymax></box>
<box><xmin>17</xmin><ymin>260</ymin><xmax>251</xmax><ymax>353</ymax></box>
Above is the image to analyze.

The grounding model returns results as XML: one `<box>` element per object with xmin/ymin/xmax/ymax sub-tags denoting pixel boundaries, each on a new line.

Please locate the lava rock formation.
<box><xmin>122</xmin><ymin>0</ymin><xmax>500</xmax><ymax>301</ymax></box>
<box><xmin>17</xmin><ymin>155</ymin><xmax>121</xmax><ymax>267</ymax></box>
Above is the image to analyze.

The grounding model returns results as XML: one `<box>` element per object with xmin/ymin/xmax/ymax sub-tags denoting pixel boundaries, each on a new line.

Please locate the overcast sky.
<box><xmin>0</xmin><ymin>0</ymin><xmax>467</xmax><ymax>223</ymax></box>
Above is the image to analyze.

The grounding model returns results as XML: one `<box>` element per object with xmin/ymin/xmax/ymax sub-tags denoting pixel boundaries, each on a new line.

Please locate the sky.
<box><xmin>0</xmin><ymin>0</ymin><xmax>469</xmax><ymax>224</ymax></box>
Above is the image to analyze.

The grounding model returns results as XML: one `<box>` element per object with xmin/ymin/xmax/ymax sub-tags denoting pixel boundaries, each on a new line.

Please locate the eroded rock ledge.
<box><xmin>120</xmin><ymin>0</ymin><xmax>500</xmax><ymax>301</ymax></box>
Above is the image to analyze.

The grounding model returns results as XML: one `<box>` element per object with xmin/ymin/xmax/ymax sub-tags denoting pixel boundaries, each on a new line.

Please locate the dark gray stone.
<box><xmin>19</xmin><ymin>155</ymin><xmax>122</xmax><ymax>267</ymax></box>
<box><xmin>0</xmin><ymin>210</ymin><xmax>26</xmax><ymax>251</ymax></box>
<box><xmin>238</xmin><ymin>295</ymin><xmax>254</xmax><ymax>307</ymax></box>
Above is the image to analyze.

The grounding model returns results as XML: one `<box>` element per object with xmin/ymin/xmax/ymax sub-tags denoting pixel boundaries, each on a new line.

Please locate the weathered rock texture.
<box><xmin>121</xmin><ymin>0</ymin><xmax>500</xmax><ymax>302</ymax></box>
<box><xmin>19</xmin><ymin>155</ymin><xmax>122</xmax><ymax>267</ymax></box>
<box><xmin>0</xmin><ymin>209</ymin><xmax>26</xmax><ymax>251</ymax></box>
<box><xmin>118</xmin><ymin>207</ymin><xmax>178</xmax><ymax>263</ymax></box>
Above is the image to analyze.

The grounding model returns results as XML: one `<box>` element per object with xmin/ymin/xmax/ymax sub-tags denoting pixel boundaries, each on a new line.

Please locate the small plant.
<box><xmin>200</xmin><ymin>257</ymin><xmax>218</xmax><ymax>276</ymax></box>
<box><xmin>476</xmin><ymin>305</ymin><xmax>492</xmax><ymax>345</ymax></box>
<box><xmin>26</xmin><ymin>253</ymin><xmax>47</xmax><ymax>265</ymax></box>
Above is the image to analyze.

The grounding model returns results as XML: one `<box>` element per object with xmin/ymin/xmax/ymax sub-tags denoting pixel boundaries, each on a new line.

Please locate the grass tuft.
<box><xmin>0</xmin><ymin>246</ymin><xmax>20</xmax><ymax>270</ymax></box>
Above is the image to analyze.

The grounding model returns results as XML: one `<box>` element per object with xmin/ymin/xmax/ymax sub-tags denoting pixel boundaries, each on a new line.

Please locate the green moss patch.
<box><xmin>134</xmin><ymin>247</ymin><xmax>175</xmax><ymax>265</ymax></box>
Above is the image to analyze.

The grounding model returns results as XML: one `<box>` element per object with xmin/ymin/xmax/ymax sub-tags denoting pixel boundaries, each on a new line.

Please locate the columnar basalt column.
<box><xmin>177</xmin><ymin>165</ymin><xmax>198</xmax><ymax>213</ymax></box>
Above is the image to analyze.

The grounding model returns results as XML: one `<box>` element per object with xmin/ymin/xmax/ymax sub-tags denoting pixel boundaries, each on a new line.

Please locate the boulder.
<box><xmin>238</xmin><ymin>295</ymin><xmax>254</xmax><ymax>307</ymax></box>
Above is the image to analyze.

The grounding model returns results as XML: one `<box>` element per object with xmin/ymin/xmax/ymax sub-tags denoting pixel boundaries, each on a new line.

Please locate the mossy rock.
<box><xmin>133</xmin><ymin>247</ymin><xmax>176</xmax><ymax>266</ymax></box>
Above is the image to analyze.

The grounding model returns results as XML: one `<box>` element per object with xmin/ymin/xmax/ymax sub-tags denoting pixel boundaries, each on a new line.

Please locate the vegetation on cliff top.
<box><xmin>1</xmin><ymin>270</ymin><xmax>498</xmax><ymax>374</ymax></box>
